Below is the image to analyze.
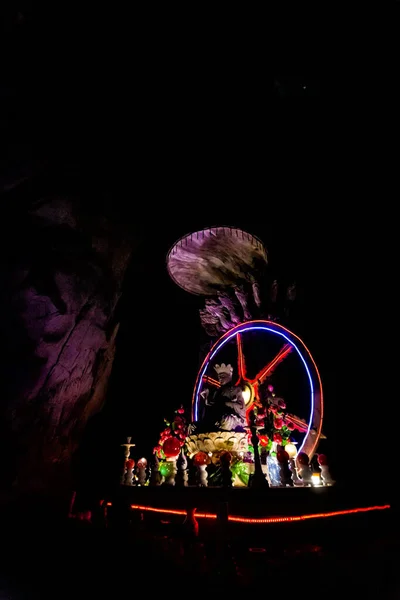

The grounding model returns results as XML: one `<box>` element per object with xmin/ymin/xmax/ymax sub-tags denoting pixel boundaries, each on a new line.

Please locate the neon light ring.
<box><xmin>192</xmin><ymin>320</ymin><xmax>323</xmax><ymax>461</ymax></box>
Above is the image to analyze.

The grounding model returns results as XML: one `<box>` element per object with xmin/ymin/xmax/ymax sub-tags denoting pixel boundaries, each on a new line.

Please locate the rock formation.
<box><xmin>0</xmin><ymin>187</ymin><xmax>135</xmax><ymax>494</ymax></box>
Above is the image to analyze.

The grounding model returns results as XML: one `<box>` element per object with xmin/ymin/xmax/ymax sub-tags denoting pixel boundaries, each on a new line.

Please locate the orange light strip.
<box><xmin>252</xmin><ymin>343</ymin><xmax>292</xmax><ymax>384</ymax></box>
<box><xmin>203</xmin><ymin>376</ymin><xmax>221</xmax><ymax>388</ymax></box>
<box><xmin>236</xmin><ymin>333</ymin><xmax>246</xmax><ymax>381</ymax></box>
<box><xmin>227</xmin><ymin>505</ymin><xmax>391</xmax><ymax>523</ymax></box>
<box><xmin>130</xmin><ymin>505</ymin><xmax>217</xmax><ymax>519</ymax></box>
<box><xmin>126</xmin><ymin>503</ymin><xmax>390</xmax><ymax>523</ymax></box>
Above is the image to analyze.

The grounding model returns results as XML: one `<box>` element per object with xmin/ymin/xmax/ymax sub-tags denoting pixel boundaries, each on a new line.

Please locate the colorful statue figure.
<box><xmin>199</xmin><ymin>363</ymin><xmax>247</xmax><ymax>432</ymax></box>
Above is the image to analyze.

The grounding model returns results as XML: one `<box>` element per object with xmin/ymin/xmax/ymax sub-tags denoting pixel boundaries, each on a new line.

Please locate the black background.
<box><xmin>1</xmin><ymin>4</ymin><xmax>395</xmax><ymax>490</ymax></box>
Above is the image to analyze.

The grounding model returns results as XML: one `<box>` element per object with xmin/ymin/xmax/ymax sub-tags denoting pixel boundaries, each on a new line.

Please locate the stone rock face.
<box><xmin>0</xmin><ymin>193</ymin><xmax>134</xmax><ymax>493</ymax></box>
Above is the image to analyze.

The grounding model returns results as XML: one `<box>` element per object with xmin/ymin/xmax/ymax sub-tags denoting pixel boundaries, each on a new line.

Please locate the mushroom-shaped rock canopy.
<box><xmin>167</xmin><ymin>226</ymin><xmax>268</xmax><ymax>296</ymax></box>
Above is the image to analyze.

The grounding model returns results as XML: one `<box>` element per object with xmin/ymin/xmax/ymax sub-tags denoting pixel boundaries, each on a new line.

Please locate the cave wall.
<box><xmin>0</xmin><ymin>193</ymin><xmax>134</xmax><ymax>493</ymax></box>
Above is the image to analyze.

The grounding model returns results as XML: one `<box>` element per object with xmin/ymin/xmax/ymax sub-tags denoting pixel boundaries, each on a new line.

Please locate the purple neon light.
<box><xmin>193</xmin><ymin>322</ymin><xmax>315</xmax><ymax>456</ymax></box>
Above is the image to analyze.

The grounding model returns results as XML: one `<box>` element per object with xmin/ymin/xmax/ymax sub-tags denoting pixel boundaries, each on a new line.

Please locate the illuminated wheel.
<box><xmin>192</xmin><ymin>320</ymin><xmax>323</xmax><ymax>459</ymax></box>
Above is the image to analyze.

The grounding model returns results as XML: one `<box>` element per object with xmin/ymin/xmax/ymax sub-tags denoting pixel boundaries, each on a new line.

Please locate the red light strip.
<box><xmin>227</xmin><ymin>505</ymin><xmax>391</xmax><ymax>523</ymax></box>
<box><xmin>125</xmin><ymin>503</ymin><xmax>390</xmax><ymax>523</ymax></box>
<box><xmin>252</xmin><ymin>343</ymin><xmax>292</xmax><ymax>384</ymax></box>
<box><xmin>203</xmin><ymin>376</ymin><xmax>221</xmax><ymax>388</ymax></box>
<box><xmin>130</xmin><ymin>505</ymin><xmax>217</xmax><ymax>519</ymax></box>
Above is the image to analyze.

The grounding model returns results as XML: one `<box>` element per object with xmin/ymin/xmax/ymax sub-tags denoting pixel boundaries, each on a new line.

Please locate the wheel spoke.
<box><xmin>252</xmin><ymin>343</ymin><xmax>292</xmax><ymax>384</ymax></box>
<box><xmin>285</xmin><ymin>413</ymin><xmax>308</xmax><ymax>432</ymax></box>
<box><xmin>236</xmin><ymin>333</ymin><xmax>247</xmax><ymax>381</ymax></box>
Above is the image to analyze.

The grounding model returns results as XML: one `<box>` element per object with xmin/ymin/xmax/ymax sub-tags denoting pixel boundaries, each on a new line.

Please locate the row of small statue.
<box><xmin>121</xmin><ymin>452</ymin><xmax>192</xmax><ymax>487</ymax></box>
<box><xmin>281</xmin><ymin>453</ymin><xmax>335</xmax><ymax>487</ymax></box>
<box><xmin>121</xmin><ymin>450</ymin><xmax>335</xmax><ymax>488</ymax></box>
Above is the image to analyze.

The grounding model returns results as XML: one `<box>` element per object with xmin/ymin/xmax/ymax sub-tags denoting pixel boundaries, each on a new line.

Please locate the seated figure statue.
<box><xmin>199</xmin><ymin>363</ymin><xmax>247</xmax><ymax>432</ymax></box>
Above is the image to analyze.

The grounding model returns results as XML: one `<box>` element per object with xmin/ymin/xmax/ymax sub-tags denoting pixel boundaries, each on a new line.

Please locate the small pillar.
<box><xmin>277</xmin><ymin>449</ymin><xmax>292</xmax><ymax>486</ymax></box>
<box><xmin>137</xmin><ymin>457</ymin><xmax>148</xmax><ymax>485</ymax></box>
<box><xmin>220</xmin><ymin>451</ymin><xmax>233</xmax><ymax>488</ymax></box>
<box><xmin>149</xmin><ymin>454</ymin><xmax>162</xmax><ymax>486</ymax></box>
<box><xmin>176</xmin><ymin>450</ymin><xmax>189</xmax><ymax>487</ymax></box>
<box><xmin>163</xmin><ymin>458</ymin><xmax>178</xmax><ymax>486</ymax></box>
<box><xmin>193</xmin><ymin>452</ymin><xmax>210</xmax><ymax>487</ymax></box>
<box><xmin>124</xmin><ymin>458</ymin><xmax>135</xmax><ymax>486</ymax></box>
<box><xmin>296</xmin><ymin>452</ymin><xmax>313</xmax><ymax>486</ymax></box>
<box><xmin>196</xmin><ymin>464</ymin><xmax>208</xmax><ymax>487</ymax></box>
<box><xmin>248</xmin><ymin>409</ymin><xmax>269</xmax><ymax>488</ymax></box>
<box><xmin>289</xmin><ymin>458</ymin><xmax>302</xmax><ymax>486</ymax></box>
<box><xmin>120</xmin><ymin>437</ymin><xmax>136</xmax><ymax>484</ymax></box>
<box><xmin>317</xmin><ymin>454</ymin><xmax>335</xmax><ymax>485</ymax></box>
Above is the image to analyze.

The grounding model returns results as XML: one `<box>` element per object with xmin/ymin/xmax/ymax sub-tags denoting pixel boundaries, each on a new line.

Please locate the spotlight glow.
<box><xmin>242</xmin><ymin>383</ymin><xmax>253</xmax><ymax>406</ymax></box>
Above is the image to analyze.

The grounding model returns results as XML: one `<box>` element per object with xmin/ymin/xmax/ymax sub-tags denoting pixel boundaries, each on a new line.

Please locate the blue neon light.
<box><xmin>194</xmin><ymin>322</ymin><xmax>315</xmax><ymax>455</ymax></box>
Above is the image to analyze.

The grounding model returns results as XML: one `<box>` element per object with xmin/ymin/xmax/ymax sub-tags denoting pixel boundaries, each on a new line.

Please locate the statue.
<box><xmin>284</xmin><ymin>282</ymin><xmax>297</xmax><ymax>318</ymax></box>
<box><xmin>204</xmin><ymin>298</ymin><xmax>235</xmax><ymax>332</ymax></box>
<box><xmin>249</xmin><ymin>275</ymin><xmax>262</xmax><ymax>308</ymax></box>
<box><xmin>286</xmin><ymin>282</ymin><xmax>296</xmax><ymax>302</ymax></box>
<box><xmin>176</xmin><ymin>450</ymin><xmax>189</xmax><ymax>487</ymax></box>
<box><xmin>270</xmin><ymin>279</ymin><xmax>278</xmax><ymax>303</ymax></box>
<box><xmin>199</xmin><ymin>363</ymin><xmax>247</xmax><ymax>432</ymax></box>
<box><xmin>217</xmin><ymin>291</ymin><xmax>242</xmax><ymax>324</ymax></box>
<box><xmin>199</xmin><ymin>307</ymin><xmax>222</xmax><ymax>337</ymax></box>
<box><xmin>149</xmin><ymin>453</ymin><xmax>162</xmax><ymax>486</ymax></box>
<box><xmin>234</xmin><ymin>285</ymin><xmax>252</xmax><ymax>320</ymax></box>
<box><xmin>201</xmin><ymin>281</ymin><xmax>264</xmax><ymax>337</ymax></box>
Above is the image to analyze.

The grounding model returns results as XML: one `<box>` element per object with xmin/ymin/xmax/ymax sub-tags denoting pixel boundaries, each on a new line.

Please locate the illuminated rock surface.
<box><xmin>0</xmin><ymin>192</ymin><xmax>135</xmax><ymax>492</ymax></box>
